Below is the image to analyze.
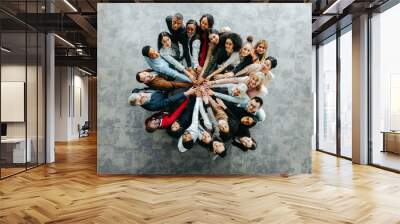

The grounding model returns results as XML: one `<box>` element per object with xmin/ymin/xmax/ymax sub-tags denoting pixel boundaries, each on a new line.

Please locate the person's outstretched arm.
<box><xmin>161</xmin><ymin>53</ymin><xmax>186</xmax><ymax>72</ymax></box>
<box><xmin>160</xmin><ymin>88</ymin><xmax>194</xmax><ymax>110</ymax></box>
<box><xmin>208</xmin><ymin>77</ymin><xmax>242</xmax><ymax>86</ymax></box>
<box><xmin>199</xmin><ymin>45</ymin><xmax>214</xmax><ymax>78</ymax></box>
<box><xmin>192</xmin><ymin>39</ymin><xmax>201</xmax><ymax>69</ymax></box>
<box><xmin>160</xmin><ymin>97</ymin><xmax>189</xmax><ymax>128</ymax></box>
<box><xmin>149</xmin><ymin>76</ymin><xmax>192</xmax><ymax>90</ymax></box>
<box><xmin>187</xmin><ymin>97</ymin><xmax>202</xmax><ymax>131</ymax></box>
<box><xmin>213</xmin><ymin>91</ymin><xmax>247</xmax><ymax>104</ymax></box>
<box><xmin>162</xmin><ymin>66</ymin><xmax>193</xmax><ymax>83</ymax></box>
<box><xmin>198</xmin><ymin>98</ymin><xmax>212</xmax><ymax>130</ymax></box>
<box><xmin>234</xmin><ymin>63</ymin><xmax>257</xmax><ymax>77</ymax></box>
<box><xmin>207</xmin><ymin>52</ymin><xmax>240</xmax><ymax>80</ymax></box>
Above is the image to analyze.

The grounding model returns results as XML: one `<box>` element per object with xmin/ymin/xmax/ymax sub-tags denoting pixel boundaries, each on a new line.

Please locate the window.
<box><xmin>371</xmin><ymin>3</ymin><xmax>400</xmax><ymax>171</ymax></box>
<box><xmin>340</xmin><ymin>28</ymin><xmax>352</xmax><ymax>158</ymax></box>
<box><xmin>317</xmin><ymin>36</ymin><xmax>337</xmax><ymax>154</ymax></box>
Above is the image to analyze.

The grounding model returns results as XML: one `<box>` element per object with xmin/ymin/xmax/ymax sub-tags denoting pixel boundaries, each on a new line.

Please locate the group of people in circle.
<box><xmin>128</xmin><ymin>13</ymin><xmax>277</xmax><ymax>159</ymax></box>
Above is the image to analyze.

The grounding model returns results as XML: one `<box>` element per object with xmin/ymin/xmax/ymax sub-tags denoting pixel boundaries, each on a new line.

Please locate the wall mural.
<box><xmin>98</xmin><ymin>4</ymin><xmax>312</xmax><ymax>174</ymax></box>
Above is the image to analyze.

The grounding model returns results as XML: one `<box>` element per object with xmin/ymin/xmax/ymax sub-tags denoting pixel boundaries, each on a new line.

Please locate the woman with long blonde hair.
<box><xmin>253</xmin><ymin>39</ymin><xmax>268</xmax><ymax>63</ymax></box>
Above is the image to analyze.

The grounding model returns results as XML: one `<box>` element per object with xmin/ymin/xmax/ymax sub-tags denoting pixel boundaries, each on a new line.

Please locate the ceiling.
<box><xmin>0</xmin><ymin>0</ymin><xmax>392</xmax><ymax>74</ymax></box>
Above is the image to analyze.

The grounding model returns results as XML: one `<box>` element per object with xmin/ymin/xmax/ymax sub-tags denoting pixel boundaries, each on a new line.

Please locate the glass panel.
<box><xmin>371</xmin><ymin>4</ymin><xmax>400</xmax><ymax>171</ymax></box>
<box><xmin>312</xmin><ymin>46</ymin><xmax>317</xmax><ymax>150</ymax></box>
<box><xmin>27</xmin><ymin>31</ymin><xmax>38</xmax><ymax>169</ymax></box>
<box><xmin>38</xmin><ymin>32</ymin><xmax>45</xmax><ymax>165</ymax></box>
<box><xmin>318</xmin><ymin>37</ymin><xmax>337</xmax><ymax>154</ymax></box>
<box><xmin>340</xmin><ymin>29</ymin><xmax>352</xmax><ymax>158</ymax></box>
<box><xmin>1</xmin><ymin>31</ymin><xmax>27</xmax><ymax>177</ymax></box>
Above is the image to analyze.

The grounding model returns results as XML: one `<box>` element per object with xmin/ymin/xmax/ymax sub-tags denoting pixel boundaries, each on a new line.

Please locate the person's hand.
<box><xmin>184</xmin><ymin>87</ymin><xmax>196</xmax><ymax>96</ymax></box>
<box><xmin>207</xmin><ymin>89</ymin><xmax>214</xmax><ymax>96</ymax></box>
<box><xmin>203</xmin><ymin>95</ymin><xmax>209</xmax><ymax>104</ymax></box>
<box><xmin>216</xmin><ymin>98</ymin><xmax>227</xmax><ymax>110</ymax></box>
<box><xmin>190</xmin><ymin>75</ymin><xmax>197</xmax><ymax>83</ymax></box>
<box><xmin>188</xmin><ymin>68</ymin><xmax>196</xmax><ymax>76</ymax></box>
<box><xmin>195</xmin><ymin>66</ymin><xmax>203</xmax><ymax>74</ymax></box>
<box><xmin>195</xmin><ymin>88</ymin><xmax>202</xmax><ymax>97</ymax></box>
<box><xmin>224</xmin><ymin>72</ymin><xmax>234</xmax><ymax>78</ymax></box>
<box><xmin>197</xmin><ymin>76</ymin><xmax>205</xmax><ymax>85</ymax></box>
<box><xmin>206</xmin><ymin>80</ymin><xmax>215</xmax><ymax>86</ymax></box>
<box><xmin>213</xmin><ymin>74</ymin><xmax>225</xmax><ymax>80</ymax></box>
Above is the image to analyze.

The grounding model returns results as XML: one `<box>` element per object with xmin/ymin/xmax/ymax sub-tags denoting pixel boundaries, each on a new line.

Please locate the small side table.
<box><xmin>381</xmin><ymin>131</ymin><xmax>400</xmax><ymax>154</ymax></box>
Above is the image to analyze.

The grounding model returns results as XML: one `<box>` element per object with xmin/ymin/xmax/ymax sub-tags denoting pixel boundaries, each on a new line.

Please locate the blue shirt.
<box><xmin>144</xmin><ymin>56</ymin><xmax>192</xmax><ymax>83</ymax></box>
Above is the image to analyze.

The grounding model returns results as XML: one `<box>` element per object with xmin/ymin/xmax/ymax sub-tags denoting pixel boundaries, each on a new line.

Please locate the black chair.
<box><xmin>79</xmin><ymin>121</ymin><xmax>90</xmax><ymax>138</ymax></box>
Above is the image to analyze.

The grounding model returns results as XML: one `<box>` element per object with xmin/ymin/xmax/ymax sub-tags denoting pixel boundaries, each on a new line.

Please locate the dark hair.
<box><xmin>266</xmin><ymin>56</ymin><xmax>278</xmax><ymax>69</ymax></box>
<box><xmin>186</xmin><ymin>19</ymin><xmax>198</xmax><ymax>28</ymax></box>
<box><xmin>136</xmin><ymin>71</ymin><xmax>143</xmax><ymax>83</ymax></box>
<box><xmin>157</xmin><ymin>32</ymin><xmax>172</xmax><ymax>50</ymax></box>
<box><xmin>218</xmin><ymin>149</ymin><xmax>227</xmax><ymax>157</ymax></box>
<box><xmin>198</xmin><ymin>139</ymin><xmax>211</xmax><ymax>149</ymax></box>
<box><xmin>232</xmin><ymin>137</ymin><xmax>257</xmax><ymax>151</ymax></box>
<box><xmin>251</xmin><ymin>96</ymin><xmax>263</xmax><ymax>107</ymax></box>
<box><xmin>144</xmin><ymin>117</ymin><xmax>157</xmax><ymax>133</ymax></box>
<box><xmin>225</xmin><ymin>33</ymin><xmax>243</xmax><ymax>52</ymax></box>
<box><xmin>246</xmin><ymin>35</ymin><xmax>254</xmax><ymax>43</ymax></box>
<box><xmin>166</xmin><ymin>122</ymin><xmax>184</xmax><ymax>138</ymax></box>
<box><xmin>182</xmin><ymin>139</ymin><xmax>194</xmax><ymax>149</ymax></box>
<box><xmin>174</xmin><ymin>13</ymin><xmax>183</xmax><ymax>21</ymax></box>
<box><xmin>142</xmin><ymin>45</ymin><xmax>151</xmax><ymax>57</ymax></box>
<box><xmin>210</xmin><ymin>137</ymin><xmax>227</xmax><ymax>158</ymax></box>
<box><xmin>219</xmin><ymin>130</ymin><xmax>231</xmax><ymax>142</ymax></box>
<box><xmin>241</xmin><ymin>116</ymin><xmax>257</xmax><ymax>128</ymax></box>
<box><xmin>209</xmin><ymin>28</ymin><xmax>219</xmax><ymax>36</ymax></box>
<box><xmin>197</xmin><ymin>130</ymin><xmax>212</xmax><ymax>148</ymax></box>
<box><xmin>144</xmin><ymin>112</ymin><xmax>164</xmax><ymax>133</ymax></box>
<box><xmin>136</xmin><ymin>69</ymin><xmax>153</xmax><ymax>83</ymax></box>
<box><xmin>200</xmin><ymin>14</ymin><xmax>214</xmax><ymax>29</ymax></box>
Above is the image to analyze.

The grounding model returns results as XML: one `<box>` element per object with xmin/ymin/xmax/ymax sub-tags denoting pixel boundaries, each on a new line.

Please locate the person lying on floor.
<box><xmin>203</xmin><ymin>32</ymin><xmax>243</xmax><ymax>79</ymax></box>
<box><xmin>185</xmin><ymin>19</ymin><xmax>201</xmax><ymax>70</ymax></box>
<box><xmin>144</xmin><ymin>96</ymin><xmax>189</xmax><ymax>133</ymax></box>
<box><xmin>198</xmin><ymin>28</ymin><xmax>221</xmax><ymax>79</ymax></box>
<box><xmin>206</xmin><ymin>95</ymin><xmax>239</xmax><ymax>142</ymax></box>
<box><xmin>167</xmin><ymin>96</ymin><xmax>196</xmax><ymax>138</ymax></box>
<box><xmin>211</xmin><ymin>36</ymin><xmax>255</xmax><ymax>80</ymax></box>
<box><xmin>178</xmin><ymin>90</ymin><xmax>212</xmax><ymax>152</ymax></box>
<box><xmin>210</xmin><ymin>136</ymin><xmax>227</xmax><ymax>159</ymax></box>
<box><xmin>165</xmin><ymin>13</ymin><xmax>190</xmax><ymax>65</ymax></box>
<box><xmin>216</xmin><ymin>56</ymin><xmax>277</xmax><ymax>85</ymax></box>
<box><xmin>128</xmin><ymin>87</ymin><xmax>195</xmax><ymax>111</ymax></box>
<box><xmin>158</xmin><ymin>31</ymin><xmax>183</xmax><ymax>62</ymax></box>
<box><xmin>232</xmin><ymin>124</ymin><xmax>257</xmax><ymax>151</ymax></box>
<box><xmin>136</xmin><ymin>69</ymin><xmax>192</xmax><ymax>91</ymax></box>
<box><xmin>222</xmin><ymin>99</ymin><xmax>259</xmax><ymax>127</ymax></box>
<box><xmin>218</xmin><ymin>95</ymin><xmax>265</xmax><ymax>123</ymax></box>
<box><xmin>142</xmin><ymin>45</ymin><xmax>195</xmax><ymax>83</ymax></box>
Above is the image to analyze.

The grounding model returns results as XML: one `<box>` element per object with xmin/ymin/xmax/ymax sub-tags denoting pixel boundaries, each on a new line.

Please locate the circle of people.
<box><xmin>128</xmin><ymin>13</ymin><xmax>277</xmax><ymax>159</ymax></box>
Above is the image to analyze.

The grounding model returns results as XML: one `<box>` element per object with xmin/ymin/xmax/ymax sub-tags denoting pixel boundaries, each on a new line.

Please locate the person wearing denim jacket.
<box><xmin>142</xmin><ymin>46</ymin><xmax>195</xmax><ymax>83</ymax></box>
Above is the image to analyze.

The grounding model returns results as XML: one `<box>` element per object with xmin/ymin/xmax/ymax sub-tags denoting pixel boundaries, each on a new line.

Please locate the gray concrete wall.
<box><xmin>97</xmin><ymin>3</ymin><xmax>313</xmax><ymax>174</ymax></box>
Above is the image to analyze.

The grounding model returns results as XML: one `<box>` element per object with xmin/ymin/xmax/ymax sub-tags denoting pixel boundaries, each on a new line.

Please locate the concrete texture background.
<box><xmin>97</xmin><ymin>3</ymin><xmax>312</xmax><ymax>174</ymax></box>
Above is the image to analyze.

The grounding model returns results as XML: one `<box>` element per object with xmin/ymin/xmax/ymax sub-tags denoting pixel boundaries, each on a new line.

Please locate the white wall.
<box><xmin>55</xmin><ymin>67</ymin><xmax>89</xmax><ymax>141</ymax></box>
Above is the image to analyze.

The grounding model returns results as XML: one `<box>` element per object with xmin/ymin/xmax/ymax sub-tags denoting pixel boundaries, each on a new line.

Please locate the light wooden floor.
<box><xmin>1</xmin><ymin>135</ymin><xmax>400</xmax><ymax>224</ymax></box>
